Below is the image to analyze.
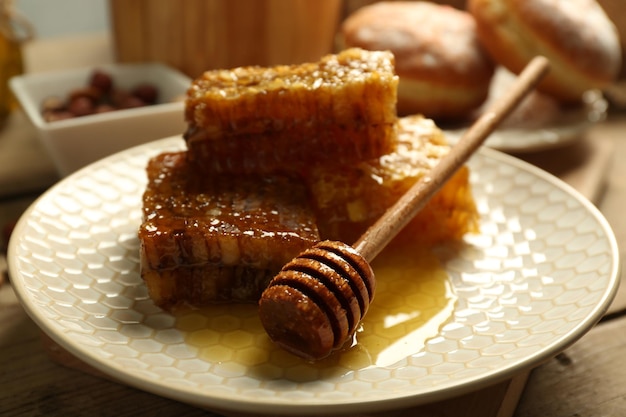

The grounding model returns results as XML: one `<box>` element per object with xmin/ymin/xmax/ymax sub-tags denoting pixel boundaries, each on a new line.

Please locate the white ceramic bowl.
<box><xmin>10</xmin><ymin>62</ymin><xmax>191</xmax><ymax>176</ymax></box>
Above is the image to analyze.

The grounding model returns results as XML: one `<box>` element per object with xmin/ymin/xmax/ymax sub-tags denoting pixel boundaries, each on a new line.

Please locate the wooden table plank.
<box><xmin>514</xmin><ymin>316</ymin><xmax>626</xmax><ymax>416</ymax></box>
<box><xmin>590</xmin><ymin>117</ymin><xmax>626</xmax><ymax>314</ymax></box>
<box><xmin>0</xmin><ymin>284</ymin><xmax>215</xmax><ymax>417</ymax></box>
<box><xmin>0</xmin><ymin>111</ymin><xmax>57</xmax><ymax>197</ymax></box>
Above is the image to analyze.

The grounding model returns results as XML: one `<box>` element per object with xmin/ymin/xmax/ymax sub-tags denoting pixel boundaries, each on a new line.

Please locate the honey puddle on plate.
<box><xmin>175</xmin><ymin>246</ymin><xmax>456</xmax><ymax>377</ymax></box>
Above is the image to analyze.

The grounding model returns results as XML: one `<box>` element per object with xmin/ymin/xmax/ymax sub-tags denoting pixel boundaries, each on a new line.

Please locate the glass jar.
<box><xmin>0</xmin><ymin>0</ymin><xmax>33</xmax><ymax>126</ymax></box>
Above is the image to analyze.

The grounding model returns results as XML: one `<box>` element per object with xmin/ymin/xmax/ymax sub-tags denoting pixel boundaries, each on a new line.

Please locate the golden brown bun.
<box><xmin>340</xmin><ymin>1</ymin><xmax>495</xmax><ymax>119</ymax></box>
<box><xmin>468</xmin><ymin>0</ymin><xmax>622</xmax><ymax>103</ymax></box>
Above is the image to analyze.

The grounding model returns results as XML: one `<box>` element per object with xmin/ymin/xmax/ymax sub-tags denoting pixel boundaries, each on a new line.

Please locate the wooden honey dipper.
<box><xmin>259</xmin><ymin>56</ymin><xmax>550</xmax><ymax>361</ymax></box>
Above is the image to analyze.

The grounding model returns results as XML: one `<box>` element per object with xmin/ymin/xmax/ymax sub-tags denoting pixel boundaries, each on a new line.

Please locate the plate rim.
<box><xmin>442</xmin><ymin>69</ymin><xmax>608</xmax><ymax>154</ymax></box>
<box><xmin>7</xmin><ymin>137</ymin><xmax>621</xmax><ymax>415</ymax></box>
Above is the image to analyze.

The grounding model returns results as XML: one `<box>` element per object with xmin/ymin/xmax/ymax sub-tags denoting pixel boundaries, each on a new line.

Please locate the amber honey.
<box><xmin>0</xmin><ymin>23</ymin><xmax>22</xmax><ymax>124</ymax></box>
<box><xmin>176</xmin><ymin>245</ymin><xmax>456</xmax><ymax>378</ymax></box>
<box><xmin>0</xmin><ymin>1</ymin><xmax>31</xmax><ymax>126</ymax></box>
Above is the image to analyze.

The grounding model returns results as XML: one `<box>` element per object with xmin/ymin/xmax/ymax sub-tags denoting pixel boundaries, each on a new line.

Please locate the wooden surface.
<box><xmin>110</xmin><ymin>0</ymin><xmax>342</xmax><ymax>77</ymax></box>
<box><xmin>2</xmin><ymin>33</ymin><xmax>626</xmax><ymax>417</ymax></box>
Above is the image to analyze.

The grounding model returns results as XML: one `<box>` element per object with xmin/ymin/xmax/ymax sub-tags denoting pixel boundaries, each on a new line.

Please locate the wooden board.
<box><xmin>515</xmin><ymin>314</ymin><xmax>626</xmax><ymax>416</ymax></box>
<box><xmin>0</xmin><ymin>111</ymin><xmax>57</xmax><ymax>197</ymax></box>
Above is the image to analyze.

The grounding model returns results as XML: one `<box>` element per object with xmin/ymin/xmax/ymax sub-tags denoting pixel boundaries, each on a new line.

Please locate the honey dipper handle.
<box><xmin>354</xmin><ymin>56</ymin><xmax>550</xmax><ymax>262</ymax></box>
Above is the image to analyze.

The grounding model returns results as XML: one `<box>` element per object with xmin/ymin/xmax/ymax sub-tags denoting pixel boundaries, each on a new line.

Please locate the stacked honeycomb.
<box><xmin>140</xmin><ymin>152</ymin><xmax>320</xmax><ymax>309</ymax></box>
<box><xmin>139</xmin><ymin>49</ymin><xmax>479</xmax><ymax>310</ymax></box>
<box><xmin>307</xmin><ymin>115</ymin><xmax>479</xmax><ymax>246</ymax></box>
<box><xmin>184</xmin><ymin>48</ymin><xmax>398</xmax><ymax>174</ymax></box>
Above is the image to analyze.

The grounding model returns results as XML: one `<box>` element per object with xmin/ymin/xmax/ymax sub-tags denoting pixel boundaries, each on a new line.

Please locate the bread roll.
<box><xmin>340</xmin><ymin>1</ymin><xmax>495</xmax><ymax>119</ymax></box>
<box><xmin>468</xmin><ymin>0</ymin><xmax>622</xmax><ymax>102</ymax></box>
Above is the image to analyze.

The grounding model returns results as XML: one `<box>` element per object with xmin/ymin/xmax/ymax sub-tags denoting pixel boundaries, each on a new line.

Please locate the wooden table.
<box><xmin>2</xmin><ymin>33</ymin><xmax>626</xmax><ymax>417</ymax></box>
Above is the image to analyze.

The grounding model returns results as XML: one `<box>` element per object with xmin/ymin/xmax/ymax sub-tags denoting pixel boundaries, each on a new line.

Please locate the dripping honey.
<box><xmin>176</xmin><ymin>245</ymin><xmax>456</xmax><ymax>376</ymax></box>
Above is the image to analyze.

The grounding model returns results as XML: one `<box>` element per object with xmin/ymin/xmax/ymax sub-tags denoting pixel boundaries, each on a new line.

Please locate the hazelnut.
<box><xmin>119</xmin><ymin>95</ymin><xmax>147</xmax><ymax>109</ymax></box>
<box><xmin>41</xmin><ymin>96</ymin><xmax>66</xmax><ymax>113</ymax></box>
<box><xmin>132</xmin><ymin>83</ymin><xmax>159</xmax><ymax>105</ymax></box>
<box><xmin>89</xmin><ymin>69</ymin><xmax>113</xmax><ymax>93</ymax></box>
<box><xmin>43</xmin><ymin>109</ymin><xmax>74</xmax><ymax>122</ymax></box>
<box><xmin>68</xmin><ymin>96</ymin><xmax>96</xmax><ymax>117</ymax></box>
<box><xmin>41</xmin><ymin>68</ymin><xmax>162</xmax><ymax>122</ymax></box>
<box><xmin>69</xmin><ymin>86</ymin><xmax>102</xmax><ymax>103</ymax></box>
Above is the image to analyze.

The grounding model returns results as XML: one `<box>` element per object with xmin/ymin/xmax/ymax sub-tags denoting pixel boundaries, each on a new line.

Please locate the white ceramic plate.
<box><xmin>8</xmin><ymin>137</ymin><xmax>620</xmax><ymax>415</ymax></box>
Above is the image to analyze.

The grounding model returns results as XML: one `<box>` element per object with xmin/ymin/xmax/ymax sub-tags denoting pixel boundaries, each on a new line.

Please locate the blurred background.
<box><xmin>14</xmin><ymin>0</ymin><xmax>108</xmax><ymax>38</ymax></box>
<box><xmin>13</xmin><ymin>0</ymin><xmax>624</xmax><ymax>77</ymax></box>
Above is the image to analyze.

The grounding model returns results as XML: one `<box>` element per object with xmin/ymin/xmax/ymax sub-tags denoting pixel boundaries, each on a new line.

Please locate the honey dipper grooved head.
<box><xmin>258</xmin><ymin>241</ymin><xmax>375</xmax><ymax>361</ymax></box>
